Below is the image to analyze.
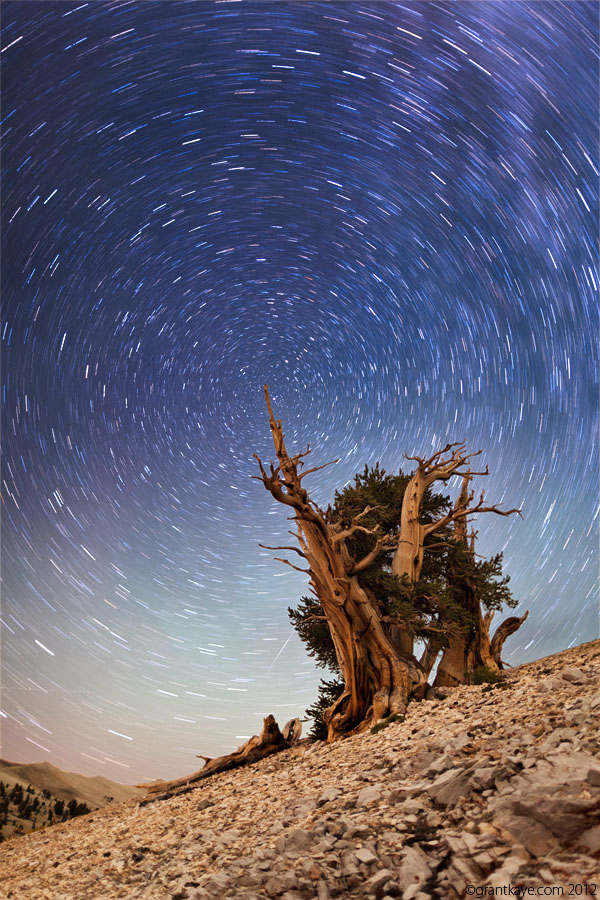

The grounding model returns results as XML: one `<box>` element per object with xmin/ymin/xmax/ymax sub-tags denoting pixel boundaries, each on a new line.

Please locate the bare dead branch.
<box><xmin>308</xmin><ymin>496</ymin><xmax>328</xmax><ymax>519</ymax></box>
<box><xmin>403</xmin><ymin>442</ymin><xmax>460</xmax><ymax>468</ymax></box>
<box><xmin>423</xmin><ymin>540</ymin><xmax>455</xmax><ymax>551</ymax></box>
<box><xmin>264</xmin><ymin>385</ymin><xmax>297</xmax><ymax>483</ymax></box>
<box><xmin>331</xmin><ymin>505</ymin><xmax>383</xmax><ymax>543</ymax></box>
<box><xmin>144</xmin><ymin>715</ymin><xmax>290</xmax><ymax>796</ymax></box>
<box><xmin>424</xmin><ymin>450</ymin><xmax>485</xmax><ymax>486</ymax></box>
<box><xmin>252</xmin><ymin>452</ymin><xmax>270</xmax><ymax>483</ymax></box>
<box><xmin>422</xmin><ymin>498</ymin><xmax>522</xmax><ymax>538</ymax></box>
<box><xmin>352</xmin><ymin>505</ymin><xmax>381</xmax><ymax>523</ymax></box>
<box><xmin>274</xmin><ymin>557</ymin><xmax>311</xmax><ymax>575</ymax></box>
<box><xmin>289</xmin><ymin>446</ymin><xmax>312</xmax><ymax>469</ymax></box>
<box><xmin>298</xmin><ymin>458</ymin><xmax>340</xmax><ymax>480</ymax></box>
<box><xmin>452</xmin><ymin>500</ymin><xmax>523</xmax><ymax>522</ymax></box>
<box><xmin>258</xmin><ymin>543</ymin><xmax>307</xmax><ymax>559</ymax></box>
<box><xmin>332</xmin><ymin>523</ymin><xmax>382</xmax><ymax>544</ymax></box>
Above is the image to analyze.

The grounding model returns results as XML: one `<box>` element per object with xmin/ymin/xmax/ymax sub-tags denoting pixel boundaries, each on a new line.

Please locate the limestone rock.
<box><xmin>471</xmin><ymin>765</ymin><xmax>500</xmax><ymax>791</ymax></box>
<box><xmin>317</xmin><ymin>786</ymin><xmax>341</xmax><ymax>805</ymax></box>
<box><xmin>427</xmin><ymin>753</ymin><xmax>454</xmax><ymax>777</ymax></box>
<box><xmin>365</xmin><ymin>868</ymin><xmax>394</xmax><ymax>892</ymax></box>
<box><xmin>275</xmin><ymin>827</ymin><xmax>313</xmax><ymax>855</ymax></box>
<box><xmin>356</xmin><ymin>784</ymin><xmax>383</xmax><ymax>807</ymax></box>
<box><xmin>1</xmin><ymin>639</ymin><xmax>598</xmax><ymax>900</ymax></box>
<box><xmin>354</xmin><ymin>847</ymin><xmax>378</xmax><ymax>864</ymax></box>
<box><xmin>427</xmin><ymin>767</ymin><xmax>472</xmax><ymax>807</ymax></box>
<box><xmin>398</xmin><ymin>846</ymin><xmax>432</xmax><ymax>893</ymax></box>
<box><xmin>561</xmin><ymin>666</ymin><xmax>587</xmax><ymax>684</ymax></box>
<box><xmin>511</xmin><ymin>796</ymin><xmax>600</xmax><ymax>841</ymax></box>
<box><xmin>578</xmin><ymin>825</ymin><xmax>600</xmax><ymax>855</ymax></box>
<box><xmin>492</xmin><ymin>806</ymin><xmax>558</xmax><ymax>857</ymax></box>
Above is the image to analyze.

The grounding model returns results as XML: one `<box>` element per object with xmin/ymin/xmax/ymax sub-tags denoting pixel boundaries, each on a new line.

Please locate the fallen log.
<box><xmin>140</xmin><ymin>715</ymin><xmax>301</xmax><ymax>795</ymax></box>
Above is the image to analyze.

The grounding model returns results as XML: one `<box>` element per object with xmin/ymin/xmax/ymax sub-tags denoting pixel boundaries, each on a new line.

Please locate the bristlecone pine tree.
<box><xmin>255</xmin><ymin>386</ymin><xmax>528</xmax><ymax>740</ymax></box>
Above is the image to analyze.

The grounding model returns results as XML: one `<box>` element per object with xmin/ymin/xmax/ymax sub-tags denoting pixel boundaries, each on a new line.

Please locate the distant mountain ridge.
<box><xmin>0</xmin><ymin>759</ymin><xmax>146</xmax><ymax>839</ymax></box>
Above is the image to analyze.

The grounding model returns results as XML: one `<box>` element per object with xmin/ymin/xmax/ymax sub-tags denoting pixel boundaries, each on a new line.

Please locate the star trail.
<box><xmin>1</xmin><ymin>1</ymin><xmax>598</xmax><ymax>784</ymax></box>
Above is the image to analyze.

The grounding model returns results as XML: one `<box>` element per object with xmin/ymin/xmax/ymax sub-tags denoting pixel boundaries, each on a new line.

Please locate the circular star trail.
<box><xmin>1</xmin><ymin>1</ymin><xmax>598</xmax><ymax>783</ymax></box>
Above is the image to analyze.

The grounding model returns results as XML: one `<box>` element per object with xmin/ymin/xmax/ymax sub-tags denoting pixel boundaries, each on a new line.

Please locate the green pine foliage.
<box><xmin>329</xmin><ymin>463</ymin><xmax>455</xmax><ymax>628</ymax></box>
<box><xmin>304</xmin><ymin>678</ymin><xmax>345</xmax><ymax>741</ymax></box>
<box><xmin>460</xmin><ymin>550</ymin><xmax>515</xmax><ymax>612</ymax></box>
<box><xmin>288</xmin><ymin>596</ymin><xmax>340</xmax><ymax>674</ymax></box>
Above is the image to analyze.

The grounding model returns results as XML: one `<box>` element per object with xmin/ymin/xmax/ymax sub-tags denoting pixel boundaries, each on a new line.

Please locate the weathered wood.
<box><xmin>434</xmin><ymin>475</ymin><xmax>522</xmax><ymax>686</ymax></box>
<box><xmin>392</xmin><ymin>447</ymin><xmax>520</xmax><ymax>588</ymax></box>
<box><xmin>282</xmin><ymin>717</ymin><xmax>303</xmax><ymax>744</ymax></box>
<box><xmin>254</xmin><ymin>386</ymin><xmax>418</xmax><ymax>739</ymax></box>
<box><xmin>491</xmin><ymin>610</ymin><xmax>529</xmax><ymax>668</ymax></box>
<box><xmin>140</xmin><ymin>714</ymin><xmax>295</xmax><ymax>795</ymax></box>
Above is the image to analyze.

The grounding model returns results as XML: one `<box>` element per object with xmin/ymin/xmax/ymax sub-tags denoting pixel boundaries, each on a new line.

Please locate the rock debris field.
<box><xmin>2</xmin><ymin>641</ymin><xmax>599</xmax><ymax>900</ymax></box>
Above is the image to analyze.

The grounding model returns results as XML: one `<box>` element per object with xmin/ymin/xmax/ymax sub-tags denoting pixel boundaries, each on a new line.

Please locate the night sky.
<box><xmin>1</xmin><ymin>1</ymin><xmax>598</xmax><ymax>785</ymax></box>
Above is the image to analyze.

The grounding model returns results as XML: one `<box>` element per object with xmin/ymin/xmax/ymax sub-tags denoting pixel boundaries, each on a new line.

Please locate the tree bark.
<box><xmin>434</xmin><ymin>602</ymin><xmax>498</xmax><ymax>686</ymax></box>
<box><xmin>255</xmin><ymin>387</ymin><xmax>424</xmax><ymax>740</ymax></box>
<box><xmin>392</xmin><ymin>467</ymin><xmax>427</xmax><ymax>582</ymax></box>
<box><xmin>140</xmin><ymin>715</ymin><xmax>294</xmax><ymax>796</ymax></box>
<box><xmin>392</xmin><ymin>446</ymin><xmax>520</xmax><ymax>587</ymax></box>
<box><xmin>491</xmin><ymin>610</ymin><xmax>529</xmax><ymax>668</ymax></box>
<box><xmin>419</xmin><ymin>635</ymin><xmax>443</xmax><ymax>681</ymax></box>
<box><xmin>434</xmin><ymin>476</ymin><xmax>499</xmax><ymax>686</ymax></box>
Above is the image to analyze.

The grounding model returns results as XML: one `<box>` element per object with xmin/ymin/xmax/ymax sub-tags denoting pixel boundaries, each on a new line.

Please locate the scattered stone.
<box><xmin>427</xmin><ymin>753</ymin><xmax>453</xmax><ymax>777</ymax></box>
<box><xmin>427</xmin><ymin>767</ymin><xmax>472</xmax><ymax>807</ymax></box>
<box><xmin>1</xmin><ymin>640</ymin><xmax>598</xmax><ymax>900</ymax></box>
<box><xmin>356</xmin><ymin>784</ymin><xmax>382</xmax><ymax>807</ymax></box>
<box><xmin>317</xmin><ymin>786</ymin><xmax>341</xmax><ymax>805</ymax></box>
<box><xmin>511</xmin><ymin>796</ymin><xmax>600</xmax><ymax>840</ymax></box>
<box><xmin>578</xmin><ymin>825</ymin><xmax>600</xmax><ymax>855</ymax></box>
<box><xmin>492</xmin><ymin>806</ymin><xmax>559</xmax><ymax>857</ymax></box>
<box><xmin>275</xmin><ymin>827</ymin><xmax>313</xmax><ymax>855</ymax></box>
<box><xmin>561</xmin><ymin>666</ymin><xmax>587</xmax><ymax>684</ymax></box>
<box><xmin>265</xmin><ymin>875</ymin><xmax>287</xmax><ymax>897</ymax></box>
<box><xmin>471</xmin><ymin>766</ymin><xmax>499</xmax><ymax>791</ymax></box>
<box><xmin>398</xmin><ymin>845</ymin><xmax>432</xmax><ymax>893</ymax></box>
<box><xmin>354</xmin><ymin>847</ymin><xmax>378</xmax><ymax>864</ymax></box>
<box><xmin>365</xmin><ymin>868</ymin><xmax>395</xmax><ymax>892</ymax></box>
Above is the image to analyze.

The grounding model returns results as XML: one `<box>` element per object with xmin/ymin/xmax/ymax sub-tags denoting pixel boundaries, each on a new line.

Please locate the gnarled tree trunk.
<box><xmin>390</xmin><ymin>446</ymin><xmax>520</xmax><ymax>670</ymax></box>
<box><xmin>392</xmin><ymin>445</ymin><xmax>520</xmax><ymax>584</ymax></box>
<box><xmin>392</xmin><ymin>467</ymin><xmax>427</xmax><ymax>583</ymax></box>
<box><xmin>255</xmin><ymin>387</ymin><xmax>423</xmax><ymax>740</ymax></box>
<box><xmin>434</xmin><ymin>477</ymin><xmax>528</xmax><ymax>686</ymax></box>
<box><xmin>435</xmin><ymin>604</ymin><xmax>499</xmax><ymax>686</ymax></box>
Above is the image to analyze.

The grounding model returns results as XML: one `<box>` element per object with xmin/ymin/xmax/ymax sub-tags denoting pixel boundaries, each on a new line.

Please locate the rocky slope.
<box><xmin>1</xmin><ymin>640</ymin><xmax>599</xmax><ymax>900</ymax></box>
